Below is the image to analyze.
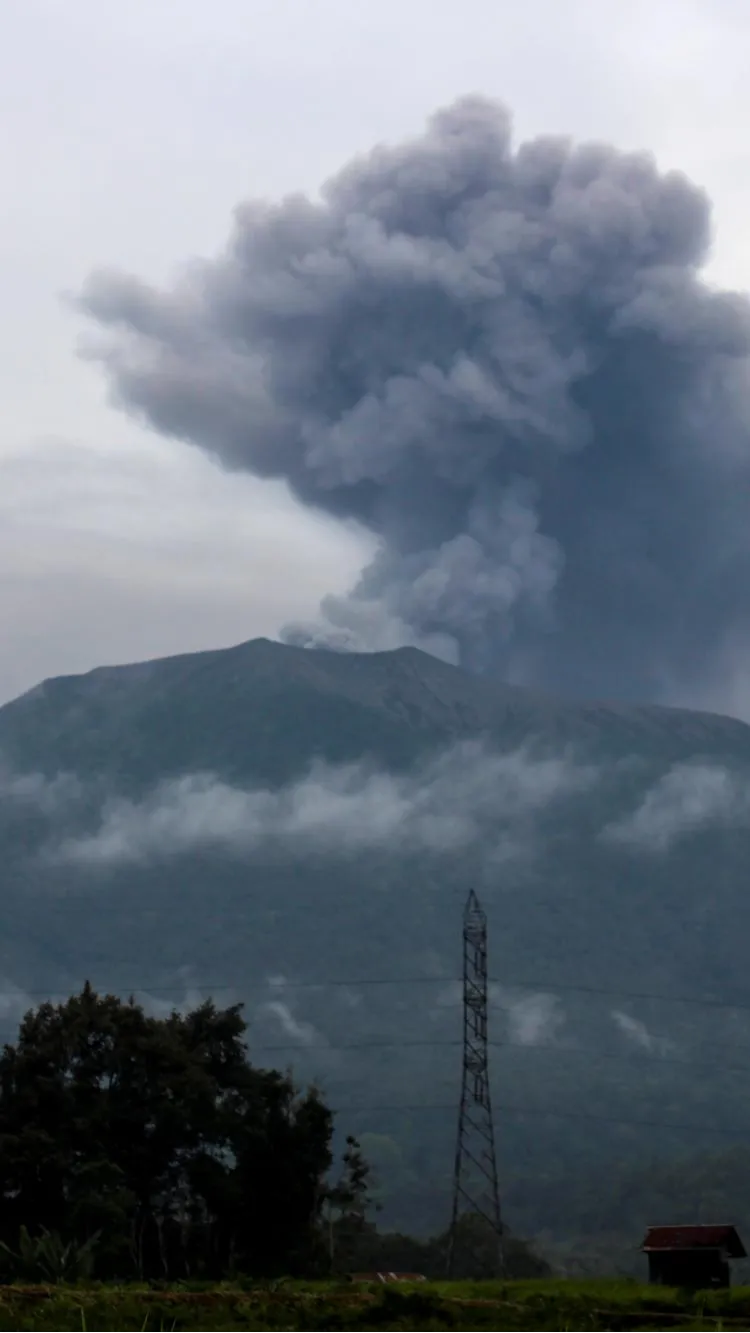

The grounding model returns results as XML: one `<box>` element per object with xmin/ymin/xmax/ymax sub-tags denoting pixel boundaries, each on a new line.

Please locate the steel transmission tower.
<box><xmin>446</xmin><ymin>889</ymin><xmax>503</xmax><ymax>1278</ymax></box>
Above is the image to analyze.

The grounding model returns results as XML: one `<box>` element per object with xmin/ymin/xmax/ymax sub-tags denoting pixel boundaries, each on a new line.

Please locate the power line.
<box><xmin>331</xmin><ymin>1099</ymin><xmax>750</xmax><ymax>1138</ymax></box>
<box><xmin>0</xmin><ymin>995</ymin><xmax>748</xmax><ymax>1137</ymax></box>
<box><xmin>7</xmin><ymin>972</ymin><xmax>750</xmax><ymax>1086</ymax></box>
<box><xmin>0</xmin><ymin>975</ymin><xmax>452</xmax><ymax>999</ymax></box>
<box><xmin>0</xmin><ymin>1042</ymin><xmax>730</xmax><ymax>1136</ymax></box>
<box><xmin>0</xmin><ymin>1026</ymin><xmax>750</xmax><ymax>1083</ymax></box>
<box><xmin>5</xmin><ymin>970</ymin><xmax>750</xmax><ymax>1014</ymax></box>
<box><xmin>6</xmin><ymin>978</ymin><xmax>750</xmax><ymax>1077</ymax></box>
<box><xmin>489</xmin><ymin>976</ymin><xmax>750</xmax><ymax>1014</ymax></box>
<box><xmin>242</xmin><ymin>1035</ymin><xmax>750</xmax><ymax>1082</ymax></box>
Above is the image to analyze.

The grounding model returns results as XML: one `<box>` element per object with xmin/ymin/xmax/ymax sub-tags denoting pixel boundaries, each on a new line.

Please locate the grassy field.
<box><xmin>1</xmin><ymin>1278</ymin><xmax>750</xmax><ymax>1330</ymax></box>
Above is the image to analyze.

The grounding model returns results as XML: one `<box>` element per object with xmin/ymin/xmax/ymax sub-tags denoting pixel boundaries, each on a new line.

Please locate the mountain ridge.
<box><xmin>3</xmin><ymin>638</ymin><xmax>750</xmax><ymax>790</ymax></box>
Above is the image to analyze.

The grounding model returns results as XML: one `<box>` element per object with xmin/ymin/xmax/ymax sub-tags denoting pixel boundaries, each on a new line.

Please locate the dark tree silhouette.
<box><xmin>0</xmin><ymin>984</ymin><xmax>334</xmax><ymax>1279</ymax></box>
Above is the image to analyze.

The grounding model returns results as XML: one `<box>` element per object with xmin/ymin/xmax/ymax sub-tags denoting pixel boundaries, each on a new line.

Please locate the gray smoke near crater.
<box><xmin>77</xmin><ymin>96</ymin><xmax>750</xmax><ymax>704</ymax></box>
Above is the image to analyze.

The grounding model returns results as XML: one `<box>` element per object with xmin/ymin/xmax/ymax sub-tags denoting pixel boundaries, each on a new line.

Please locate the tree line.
<box><xmin>0</xmin><ymin>985</ymin><xmax>548</xmax><ymax>1282</ymax></box>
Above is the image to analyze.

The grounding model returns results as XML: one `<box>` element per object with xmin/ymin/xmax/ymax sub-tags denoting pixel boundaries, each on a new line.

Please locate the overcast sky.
<box><xmin>3</xmin><ymin>0</ymin><xmax>750</xmax><ymax>707</ymax></box>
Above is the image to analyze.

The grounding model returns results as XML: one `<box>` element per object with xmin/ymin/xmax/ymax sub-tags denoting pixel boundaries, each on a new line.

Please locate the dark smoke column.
<box><xmin>78</xmin><ymin>97</ymin><xmax>750</xmax><ymax>706</ymax></box>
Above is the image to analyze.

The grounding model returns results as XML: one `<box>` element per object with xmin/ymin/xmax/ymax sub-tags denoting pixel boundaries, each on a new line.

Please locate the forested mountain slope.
<box><xmin>2</xmin><ymin>638</ymin><xmax>750</xmax><ymax>1260</ymax></box>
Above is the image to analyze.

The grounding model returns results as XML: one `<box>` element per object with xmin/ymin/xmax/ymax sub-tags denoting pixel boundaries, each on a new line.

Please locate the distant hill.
<box><xmin>2</xmin><ymin>638</ymin><xmax>750</xmax><ymax>1262</ymax></box>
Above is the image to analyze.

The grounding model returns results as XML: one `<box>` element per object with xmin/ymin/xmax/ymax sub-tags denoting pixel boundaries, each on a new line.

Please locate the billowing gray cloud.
<box><xmin>51</xmin><ymin>741</ymin><xmax>594</xmax><ymax>868</ymax></box>
<box><xmin>602</xmin><ymin>761</ymin><xmax>749</xmax><ymax>852</ymax></box>
<box><xmin>78</xmin><ymin>95</ymin><xmax>750</xmax><ymax>704</ymax></box>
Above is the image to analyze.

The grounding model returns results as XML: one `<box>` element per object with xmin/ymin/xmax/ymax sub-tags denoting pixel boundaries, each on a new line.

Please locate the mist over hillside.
<box><xmin>3</xmin><ymin>638</ymin><xmax>750</xmax><ymax>1260</ymax></box>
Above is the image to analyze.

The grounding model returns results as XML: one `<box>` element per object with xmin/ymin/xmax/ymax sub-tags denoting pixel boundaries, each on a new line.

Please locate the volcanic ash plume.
<box><xmin>78</xmin><ymin>96</ymin><xmax>750</xmax><ymax>704</ymax></box>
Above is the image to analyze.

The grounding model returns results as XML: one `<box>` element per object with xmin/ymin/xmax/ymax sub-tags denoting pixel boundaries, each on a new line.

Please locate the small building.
<box><xmin>641</xmin><ymin>1225</ymin><xmax>746</xmax><ymax>1289</ymax></box>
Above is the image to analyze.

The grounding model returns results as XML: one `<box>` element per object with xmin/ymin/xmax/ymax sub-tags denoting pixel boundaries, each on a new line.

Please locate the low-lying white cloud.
<box><xmin>602</xmin><ymin>762</ymin><xmax>749</xmax><ymax>853</ymax></box>
<box><xmin>251</xmin><ymin>976</ymin><xmax>323</xmax><ymax>1050</ymax></box>
<box><xmin>52</xmin><ymin>742</ymin><xmax>596</xmax><ymax>868</ymax></box>
<box><xmin>611</xmin><ymin>1010</ymin><xmax>673</xmax><ymax>1055</ymax></box>
<box><xmin>259</xmin><ymin>1000</ymin><xmax>320</xmax><ymax>1048</ymax></box>
<box><xmin>430</xmin><ymin>980</ymin><xmax>565</xmax><ymax>1047</ymax></box>
<box><xmin>495</xmin><ymin>989</ymin><xmax>565</xmax><ymax>1047</ymax></box>
<box><xmin>0</xmin><ymin>762</ymin><xmax>80</xmax><ymax>813</ymax></box>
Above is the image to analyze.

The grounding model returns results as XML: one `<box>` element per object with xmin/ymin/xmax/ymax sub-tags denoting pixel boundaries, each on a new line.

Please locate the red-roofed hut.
<box><xmin>641</xmin><ymin>1225</ymin><xmax>746</xmax><ymax>1289</ymax></box>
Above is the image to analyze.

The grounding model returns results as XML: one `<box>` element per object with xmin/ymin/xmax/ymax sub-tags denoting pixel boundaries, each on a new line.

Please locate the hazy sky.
<box><xmin>3</xmin><ymin>0</ymin><xmax>750</xmax><ymax>707</ymax></box>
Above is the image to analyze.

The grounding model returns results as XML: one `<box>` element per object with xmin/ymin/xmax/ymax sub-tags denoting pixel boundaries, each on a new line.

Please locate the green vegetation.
<box><xmin>0</xmin><ymin>985</ymin><xmax>546</xmax><ymax>1290</ymax></box>
<box><xmin>0</xmin><ymin>1279</ymin><xmax>748</xmax><ymax>1330</ymax></box>
<box><xmin>509</xmin><ymin>1149</ymin><xmax>750</xmax><ymax>1278</ymax></box>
